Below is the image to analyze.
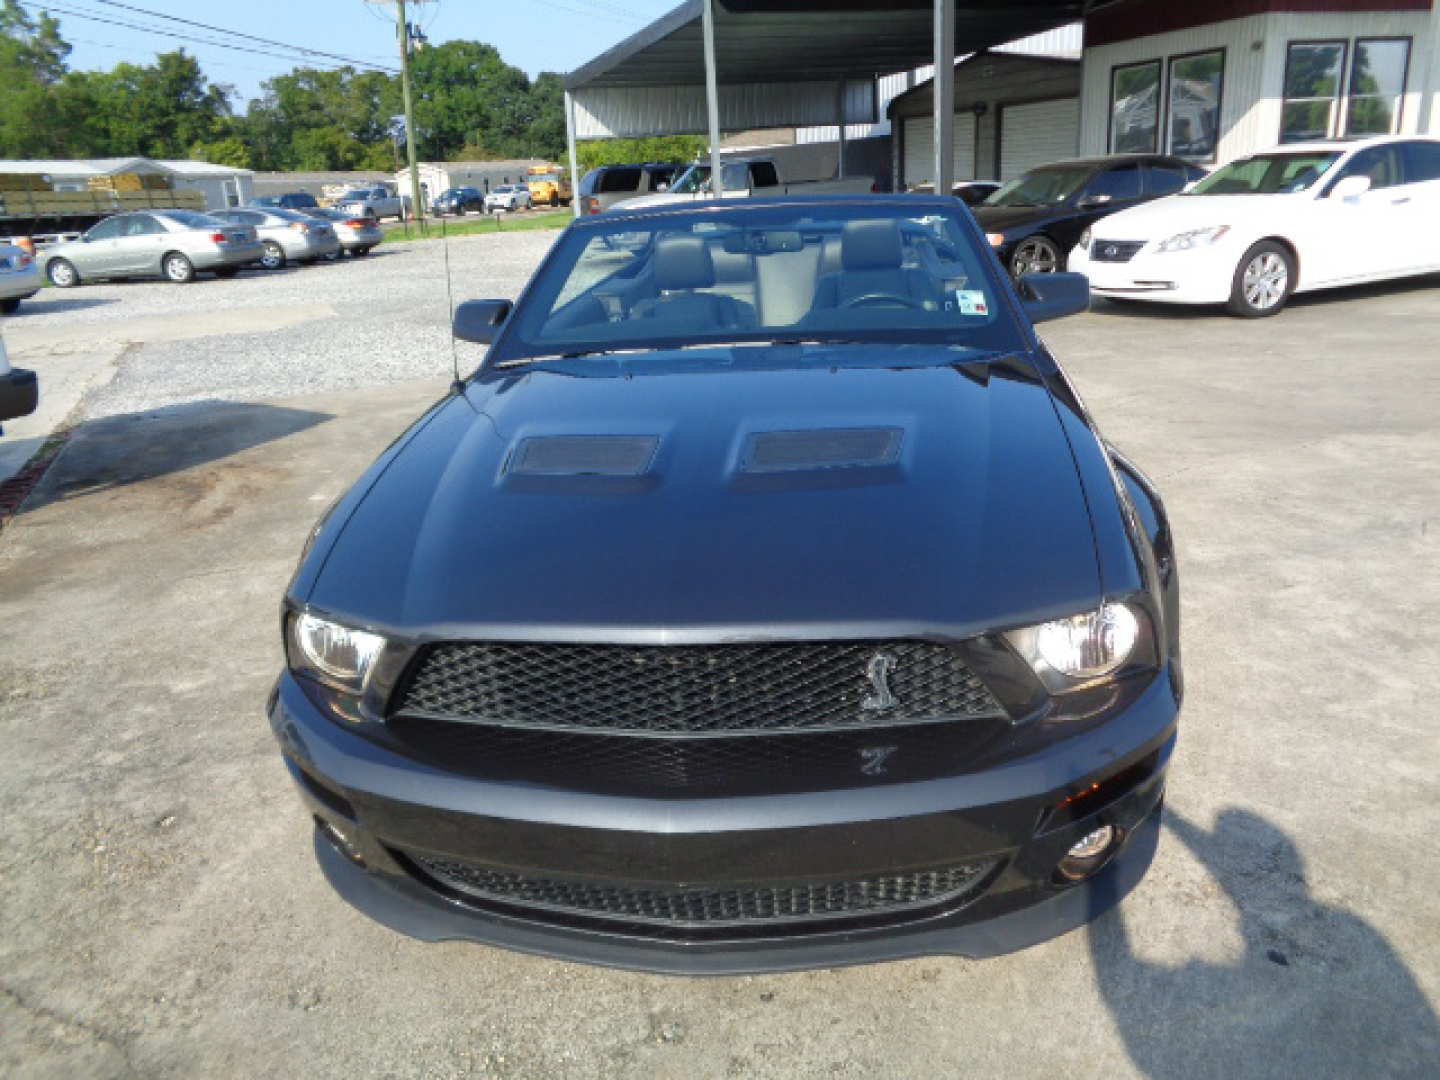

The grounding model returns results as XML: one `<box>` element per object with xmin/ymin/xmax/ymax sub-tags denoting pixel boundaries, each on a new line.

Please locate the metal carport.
<box><xmin>562</xmin><ymin>0</ymin><xmax>1093</xmax><ymax>210</ymax></box>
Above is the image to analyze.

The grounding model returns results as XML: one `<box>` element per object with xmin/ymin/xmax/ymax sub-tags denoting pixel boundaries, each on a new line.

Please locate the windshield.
<box><xmin>529</xmin><ymin>172</ymin><xmax>561</xmax><ymax>183</ymax></box>
<box><xmin>159</xmin><ymin>210</ymin><xmax>223</xmax><ymax>229</ymax></box>
<box><xmin>668</xmin><ymin>163</ymin><xmax>752</xmax><ymax>195</ymax></box>
<box><xmin>1187</xmin><ymin>152</ymin><xmax>1340</xmax><ymax>195</ymax></box>
<box><xmin>982</xmin><ymin>166</ymin><xmax>1093</xmax><ymax>207</ymax></box>
<box><xmin>494</xmin><ymin>203</ymin><xmax>1022</xmax><ymax>372</ymax></box>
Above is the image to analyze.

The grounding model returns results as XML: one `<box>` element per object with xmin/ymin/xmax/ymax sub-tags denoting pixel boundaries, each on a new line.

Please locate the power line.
<box><xmin>26</xmin><ymin>0</ymin><xmax>400</xmax><ymax>73</ymax></box>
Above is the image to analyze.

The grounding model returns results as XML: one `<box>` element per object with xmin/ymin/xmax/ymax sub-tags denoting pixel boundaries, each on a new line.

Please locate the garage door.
<box><xmin>998</xmin><ymin>98</ymin><xmax>1080</xmax><ymax>181</ymax></box>
<box><xmin>902</xmin><ymin>114</ymin><xmax>977</xmax><ymax>189</ymax></box>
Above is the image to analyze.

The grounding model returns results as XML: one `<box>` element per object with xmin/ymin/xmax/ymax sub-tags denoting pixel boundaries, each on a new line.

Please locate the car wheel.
<box><xmin>260</xmin><ymin>241</ymin><xmax>286</xmax><ymax>270</ymax></box>
<box><xmin>1009</xmin><ymin>235</ymin><xmax>1063</xmax><ymax>277</ymax></box>
<box><xmin>0</xmin><ymin>297</ymin><xmax>20</xmax><ymax>314</ymax></box>
<box><xmin>1227</xmin><ymin>241</ymin><xmax>1294</xmax><ymax>318</ymax></box>
<box><xmin>163</xmin><ymin>252</ymin><xmax>196</xmax><ymax>283</ymax></box>
<box><xmin>353</xmin><ymin>247</ymin><xmax>371</xmax><ymax>257</ymax></box>
<box><xmin>47</xmin><ymin>258</ymin><xmax>80</xmax><ymax>288</ymax></box>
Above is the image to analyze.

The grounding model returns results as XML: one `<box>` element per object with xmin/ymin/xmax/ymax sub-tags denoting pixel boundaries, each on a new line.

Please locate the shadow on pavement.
<box><xmin>5</xmin><ymin>296</ymin><xmax>116</xmax><ymax>316</ymax></box>
<box><xmin>26</xmin><ymin>398</ymin><xmax>333</xmax><ymax>510</ymax></box>
<box><xmin>1089</xmin><ymin>807</ymin><xmax>1439</xmax><ymax>1078</ymax></box>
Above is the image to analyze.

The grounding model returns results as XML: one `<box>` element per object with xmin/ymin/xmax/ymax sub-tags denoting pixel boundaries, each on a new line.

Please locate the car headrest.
<box><xmin>842</xmin><ymin>219</ymin><xmax>904</xmax><ymax>271</ymax></box>
<box><xmin>654</xmin><ymin>235</ymin><xmax>716</xmax><ymax>290</ymax></box>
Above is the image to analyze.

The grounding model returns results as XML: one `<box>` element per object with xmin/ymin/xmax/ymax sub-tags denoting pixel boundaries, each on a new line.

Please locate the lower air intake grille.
<box><xmin>407</xmin><ymin>854</ymin><xmax>998</xmax><ymax>927</ymax></box>
<box><xmin>394</xmin><ymin>640</ymin><xmax>1003</xmax><ymax>734</ymax></box>
<box><xmin>1091</xmin><ymin>240</ymin><xmax>1146</xmax><ymax>263</ymax></box>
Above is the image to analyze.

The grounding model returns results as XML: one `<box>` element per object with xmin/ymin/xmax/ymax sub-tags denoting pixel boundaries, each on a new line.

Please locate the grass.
<box><xmin>382</xmin><ymin>211</ymin><xmax>572</xmax><ymax>241</ymax></box>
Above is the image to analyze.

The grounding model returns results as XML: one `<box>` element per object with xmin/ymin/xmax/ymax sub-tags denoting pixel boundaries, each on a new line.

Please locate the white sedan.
<box><xmin>484</xmin><ymin>185</ymin><xmax>532</xmax><ymax>213</ymax></box>
<box><xmin>1068</xmin><ymin>135</ymin><xmax>1440</xmax><ymax>316</ymax></box>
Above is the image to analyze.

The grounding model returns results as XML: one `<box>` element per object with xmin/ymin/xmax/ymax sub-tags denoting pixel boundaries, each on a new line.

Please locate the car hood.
<box><xmin>1082</xmin><ymin>193</ymin><xmax>1308</xmax><ymax>240</ymax></box>
<box><xmin>307</xmin><ymin>353</ymin><xmax>1102</xmax><ymax>639</ymax></box>
<box><xmin>970</xmin><ymin>204</ymin><xmax>1066</xmax><ymax>234</ymax></box>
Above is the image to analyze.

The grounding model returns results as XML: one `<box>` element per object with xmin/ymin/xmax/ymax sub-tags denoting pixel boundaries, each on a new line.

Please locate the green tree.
<box><xmin>409</xmin><ymin>40</ymin><xmax>533</xmax><ymax>160</ymax></box>
<box><xmin>0</xmin><ymin>0</ymin><xmax>69</xmax><ymax>83</ymax></box>
<box><xmin>84</xmin><ymin>51</ymin><xmax>234</xmax><ymax>157</ymax></box>
<box><xmin>576</xmin><ymin>136</ymin><xmax>707</xmax><ymax>173</ymax></box>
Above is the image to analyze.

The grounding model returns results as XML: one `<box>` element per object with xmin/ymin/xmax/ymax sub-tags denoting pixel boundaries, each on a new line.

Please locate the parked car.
<box><xmin>210</xmin><ymin>207</ymin><xmax>341</xmax><ymax>269</ymax></box>
<box><xmin>335</xmin><ymin>186</ymin><xmax>406</xmax><ymax>222</ymax></box>
<box><xmin>0</xmin><ymin>242</ymin><xmax>42</xmax><ymax>314</ymax></box>
<box><xmin>43</xmin><ymin>210</ymin><xmax>263</xmax><ymax>287</ymax></box>
<box><xmin>296</xmin><ymin>207</ymin><xmax>383</xmax><ymax>257</ymax></box>
<box><xmin>974</xmin><ymin>154</ymin><xmax>1208</xmax><ymax>277</ymax></box>
<box><xmin>431</xmin><ymin>186</ymin><xmax>484</xmax><ymax>216</ymax></box>
<box><xmin>1070</xmin><ymin>136</ymin><xmax>1440</xmax><ymax>317</ymax></box>
<box><xmin>483</xmin><ymin>184</ymin><xmax>532</xmax><ymax>213</ymax></box>
<box><xmin>907</xmin><ymin>180</ymin><xmax>1001</xmax><ymax>206</ymax></box>
<box><xmin>252</xmin><ymin>192</ymin><xmax>320</xmax><ymax>210</ymax></box>
<box><xmin>0</xmin><ymin>327</ymin><xmax>37</xmax><ymax>423</ymax></box>
<box><xmin>613</xmin><ymin>156</ymin><xmax>878</xmax><ymax>211</ymax></box>
<box><xmin>577</xmin><ymin>162</ymin><xmax>684</xmax><ymax>215</ymax></box>
<box><xmin>270</xmin><ymin>195</ymin><xmax>1181</xmax><ymax>974</ymax></box>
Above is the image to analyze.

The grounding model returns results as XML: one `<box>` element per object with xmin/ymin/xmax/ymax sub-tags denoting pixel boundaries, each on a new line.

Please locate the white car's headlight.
<box><xmin>1155</xmin><ymin>225</ymin><xmax>1230</xmax><ymax>253</ymax></box>
<box><xmin>289</xmin><ymin>611</ymin><xmax>387</xmax><ymax>693</ymax></box>
<box><xmin>1078</xmin><ymin>227</ymin><xmax>1092</xmax><ymax>251</ymax></box>
<box><xmin>1004</xmin><ymin>603</ymin><xmax>1145</xmax><ymax>690</ymax></box>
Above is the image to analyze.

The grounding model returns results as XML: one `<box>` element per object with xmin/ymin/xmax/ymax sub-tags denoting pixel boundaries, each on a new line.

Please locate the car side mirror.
<box><xmin>1018</xmin><ymin>272</ymin><xmax>1089</xmax><ymax>324</ymax></box>
<box><xmin>452</xmin><ymin>299</ymin><xmax>512</xmax><ymax>344</ymax></box>
<box><xmin>1078</xmin><ymin>193</ymin><xmax>1112</xmax><ymax>209</ymax></box>
<box><xmin>1331</xmin><ymin>175</ymin><xmax>1371</xmax><ymax>201</ymax></box>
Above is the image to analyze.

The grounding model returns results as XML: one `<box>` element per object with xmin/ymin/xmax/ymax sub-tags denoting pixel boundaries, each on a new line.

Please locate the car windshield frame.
<box><xmin>156</xmin><ymin>209</ymin><xmax>225</xmax><ymax>229</ymax></box>
<box><xmin>981</xmin><ymin>165</ymin><xmax>1096</xmax><ymax>208</ymax></box>
<box><xmin>1184</xmin><ymin>151</ymin><xmax>1342</xmax><ymax>195</ymax></box>
<box><xmin>481</xmin><ymin>201</ymin><xmax>1029</xmax><ymax>376</ymax></box>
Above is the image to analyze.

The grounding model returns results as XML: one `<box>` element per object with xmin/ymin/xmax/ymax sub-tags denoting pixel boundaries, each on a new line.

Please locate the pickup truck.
<box><xmin>609</xmin><ymin>157</ymin><xmax>875</xmax><ymax>211</ymax></box>
<box><xmin>334</xmin><ymin>186</ymin><xmax>407</xmax><ymax>222</ymax></box>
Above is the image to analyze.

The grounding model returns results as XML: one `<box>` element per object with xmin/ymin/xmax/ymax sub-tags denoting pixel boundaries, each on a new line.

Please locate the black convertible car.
<box><xmin>269</xmin><ymin>196</ymin><xmax>1182</xmax><ymax>973</ymax></box>
<box><xmin>976</xmin><ymin>154</ymin><xmax>1208</xmax><ymax>277</ymax></box>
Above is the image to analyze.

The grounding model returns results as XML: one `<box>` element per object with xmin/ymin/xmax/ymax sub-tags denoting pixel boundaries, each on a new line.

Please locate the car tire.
<box><xmin>0</xmin><ymin>297</ymin><xmax>20</xmax><ymax>314</ymax></box>
<box><xmin>260</xmin><ymin>242</ymin><xmax>286</xmax><ymax>271</ymax></box>
<box><xmin>47</xmin><ymin>258</ymin><xmax>80</xmax><ymax>288</ymax></box>
<box><xmin>1009</xmin><ymin>235</ymin><xmax>1063</xmax><ymax>277</ymax></box>
<box><xmin>163</xmin><ymin>252</ymin><xmax>196</xmax><ymax>283</ymax></box>
<box><xmin>1227</xmin><ymin>241</ymin><xmax>1294</xmax><ymax>318</ymax></box>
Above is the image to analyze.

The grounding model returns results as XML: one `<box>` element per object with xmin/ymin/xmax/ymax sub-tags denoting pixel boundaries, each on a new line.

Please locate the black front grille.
<box><xmin>394</xmin><ymin>640</ymin><xmax>1003</xmax><ymax>734</ymax></box>
<box><xmin>406</xmin><ymin>852</ymin><xmax>997</xmax><ymax>928</ymax></box>
<box><xmin>1091</xmin><ymin>240</ymin><xmax>1145</xmax><ymax>263</ymax></box>
<box><xmin>384</xmin><ymin>714</ymin><xmax>1012</xmax><ymax>796</ymax></box>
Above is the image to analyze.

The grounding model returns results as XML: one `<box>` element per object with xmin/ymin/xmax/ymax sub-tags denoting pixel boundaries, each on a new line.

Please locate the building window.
<box><xmin>1110</xmin><ymin>60</ymin><xmax>1161</xmax><ymax>153</ymax></box>
<box><xmin>1166</xmin><ymin>49</ymin><xmax>1224</xmax><ymax>162</ymax></box>
<box><xmin>1346</xmin><ymin>38</ymin><xmax>1410</xmax><ymax>137</ymax></box>
<box><xmin>1281</xmin><ymin>41</ymin><xmax>1346</xmax><ymax>143</ymax></box>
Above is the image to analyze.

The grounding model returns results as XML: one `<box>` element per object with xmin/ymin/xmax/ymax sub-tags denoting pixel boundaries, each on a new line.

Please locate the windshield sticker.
<box><xmin>954</xmin><ymin>290</ymin><xmax>989</xmax><ymax>315</ymax></box>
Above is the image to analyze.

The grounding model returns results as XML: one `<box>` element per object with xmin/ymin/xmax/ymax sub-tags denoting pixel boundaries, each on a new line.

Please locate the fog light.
<box><xmin>1056</xmin><ymin>825</ymin><xmax>1118</xmax><ymax>881</ymax></box>
<box><xmin>317</xmin><ymin>818</ymin><xmax>365</xmax><ymax>866</ymax></box>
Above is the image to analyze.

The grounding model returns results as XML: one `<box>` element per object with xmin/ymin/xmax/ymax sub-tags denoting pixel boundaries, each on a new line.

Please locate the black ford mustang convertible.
<box><xmin>269</xmin><ymin>195</ymin><xmax>1181</xmax><ymax>973</ymax></box>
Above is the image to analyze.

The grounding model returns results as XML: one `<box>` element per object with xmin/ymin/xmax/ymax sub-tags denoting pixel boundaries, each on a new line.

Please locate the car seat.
<box><xmin>811</xmin><ymin>220</ymin><xmax>940</xmax><ymax>310</ymax></box>
<box><xmin>632</xmin><ymin>236</ymin><xmax>758</xmax><ymax>329</ymax></box>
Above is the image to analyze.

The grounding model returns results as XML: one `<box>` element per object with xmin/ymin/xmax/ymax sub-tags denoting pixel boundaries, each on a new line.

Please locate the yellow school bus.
<box><xmin>525</xmin><ymin>164</ymin><xmax>572</xmax><ymax>208</ymax></box>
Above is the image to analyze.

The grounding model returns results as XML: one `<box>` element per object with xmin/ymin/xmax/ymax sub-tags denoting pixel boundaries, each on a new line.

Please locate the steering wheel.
<box><xmin>843</xmin><ymin>293</ymin><xmax>924</xmax><ymax>310</ymax></box>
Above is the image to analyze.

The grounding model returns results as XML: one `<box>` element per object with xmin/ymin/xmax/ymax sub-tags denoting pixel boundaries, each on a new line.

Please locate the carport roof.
<box><xmin>566</xmin><ymin>0</ymin><xmax>1089</xmax><ymax>89</ymax></box>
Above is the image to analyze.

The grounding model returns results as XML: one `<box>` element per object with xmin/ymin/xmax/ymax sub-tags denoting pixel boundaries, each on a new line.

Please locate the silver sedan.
<box><xmin>296</xmin><ymin>207</ymin><xmax>384</xmax><ymax>257</ymax></box>
<box><xmin>209</xmin><ymin>207</ymin><xmax>341</xmax><ymax>270</ymax></box>
<box><xmin>43</xmin><ymin>211</ymin><xmax>263</xmax><ymax>287</ymax></box>
<box><xmin>1</xmin><ymin>242</ymin><xmax>43</xmax><ymax>313</ymax></box>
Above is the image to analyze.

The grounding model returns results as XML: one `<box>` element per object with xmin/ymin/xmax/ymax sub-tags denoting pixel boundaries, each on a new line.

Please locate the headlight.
<box><xmin>1004</xmin><ymin>603</ymin><xmax>1145</xmax><ymax>690</ymax></box>
<box><xmin>1078</xmin><ymin>227</ymin><xmax>1091</xmax><ymax>251</ymax></box>
<box><xmin>1155</xmin><ymin>225</ymin><xmax>1230</xmax><ymax>253</ymax></box>
<box><xmin>289</xmin><ymin>611</ymin><xmax>386</xmax><ymax>694</ymax></box>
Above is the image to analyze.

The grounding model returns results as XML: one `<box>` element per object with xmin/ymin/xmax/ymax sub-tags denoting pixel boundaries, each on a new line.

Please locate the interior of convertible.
<box><xmin>529</xmin><ymin>213</ymin><xmax>1000</xmax><ymax>347</ymax></box>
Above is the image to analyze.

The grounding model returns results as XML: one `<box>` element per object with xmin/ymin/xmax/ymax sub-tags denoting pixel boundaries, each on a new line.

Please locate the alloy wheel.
<box><xmin>1242</xmin><ymin>252</ymin><xmax>1288</xmax><ymax>312</ymax></box>
<box><xmin>1011</xmin><ymin>237</ymin><xmax>1061</xmax><ymax>276</ymax></box>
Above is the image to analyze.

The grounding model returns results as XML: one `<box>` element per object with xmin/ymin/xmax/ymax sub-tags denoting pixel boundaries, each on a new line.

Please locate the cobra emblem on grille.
<box><xmin>861</xmin><ymin>652</ymin><xmax>898</xmax><ymax>711</ymax></box>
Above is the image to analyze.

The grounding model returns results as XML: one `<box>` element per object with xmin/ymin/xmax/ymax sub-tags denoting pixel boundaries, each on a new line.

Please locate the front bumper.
<box><xmin>1070</xmin><ymin>242</ymin><xmax>1238</xmax><ymax>305</ymax></box>
<box><xmin>269</xmin><ymin>667</ymin><xmax>1178</xmax><ymax>973</ymax></box>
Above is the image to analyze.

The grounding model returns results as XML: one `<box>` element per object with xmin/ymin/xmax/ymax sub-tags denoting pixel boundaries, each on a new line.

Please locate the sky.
<box><xmin>44</xmin><ymin>0</ymin><xmax>682</xmax><ymax>107</ymax></box>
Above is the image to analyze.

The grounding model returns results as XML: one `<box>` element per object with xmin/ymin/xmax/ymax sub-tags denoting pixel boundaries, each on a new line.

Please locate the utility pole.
<box><xmin>370</xmin><ymin>0</ymin><xmax>429</xmax><ymax>230</ymax></box>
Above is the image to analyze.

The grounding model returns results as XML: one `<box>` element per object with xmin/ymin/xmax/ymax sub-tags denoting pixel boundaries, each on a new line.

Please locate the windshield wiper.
<box><xmin>498</xmin><ymin>339</ymin><xmax>872</xmax><ymax>367</ymax></box>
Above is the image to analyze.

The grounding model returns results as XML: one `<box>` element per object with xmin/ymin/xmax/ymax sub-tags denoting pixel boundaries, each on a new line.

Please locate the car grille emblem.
<box><xmin>861</xmin><ymin>652</ymin><xmax>898</xmax><ymax>711</ymax></box>
<box><xmin>1103</xmin><ymin>244</ymin><xmax>1119</xmax><ymax>258</ymax></box>
<box><xmin>859</xmin><ymin>745</ymin><xmax>899</xmax><ymax>776</ymax></box>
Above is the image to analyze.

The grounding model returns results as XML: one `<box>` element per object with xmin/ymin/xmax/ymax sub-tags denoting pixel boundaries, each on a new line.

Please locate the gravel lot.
<box><xmin>7</xmin><ymin>231</ymin><xmax>561</xmax><ymax>421</ymax></box>
<box><xmin>1</xmin><ymin>237</ymin><xmax>1438</xmax><ymax>1078</ymax></box>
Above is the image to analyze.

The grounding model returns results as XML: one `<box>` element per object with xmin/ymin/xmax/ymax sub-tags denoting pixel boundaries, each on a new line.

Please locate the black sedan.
<box><xmin>431</xmin><ymin>186</ymin><xmax>484</xmax><ymax>216</ymax></box>
<box><xmin>975</xmin><ymin>154</ymin><xmax>1208</xmax><ymax>277</ymax></box>
<box><xmin>269</xmin><ymin>196</ymin><xmax>1181</xmax><ymax>973</ymax></box>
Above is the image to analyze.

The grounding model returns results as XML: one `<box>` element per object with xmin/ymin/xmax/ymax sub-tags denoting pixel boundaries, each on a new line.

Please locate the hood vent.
<box><xmin>511</xmin><ymin>435</ymin><xmax>659</xmax><ymax>477</ymax></box>
<box><xmin>742</xmin><ymin>427</ymin><xmax>903</xmax><ymax>473</ymax></box>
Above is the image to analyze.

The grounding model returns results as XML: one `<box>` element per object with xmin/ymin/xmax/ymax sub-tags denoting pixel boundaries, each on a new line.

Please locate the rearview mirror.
<box><xmin>452</xmin><ymin>299</ymin><xmax>512</xmax><ymax>344</ymax></box>
<box><xmin>1018</xmin><ymin>272</ymin><xmax>1090</xmax><ymax>324</ymax></box>
<box><xmin>1331</xmin><ymin>175</ymin><xmax>1371</xmax><ymax>200</ymax></box>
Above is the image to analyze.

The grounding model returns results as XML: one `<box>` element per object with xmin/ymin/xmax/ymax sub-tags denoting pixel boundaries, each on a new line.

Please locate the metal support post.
<box><xmin>702</xmin><ymin>0</ymin><xmax>724</xmax><ymax>197</ymax></box>
<box><xmin>932</xmin><ymin>0</ymin><xmax>956</xmax><ymax>196</ymax></box>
